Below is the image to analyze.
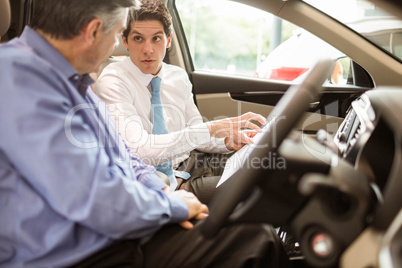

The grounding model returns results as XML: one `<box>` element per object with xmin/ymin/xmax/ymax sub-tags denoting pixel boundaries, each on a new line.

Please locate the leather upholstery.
<box><xmin>0</xmin><ymin>0</ymin><xmax>11</xmax><ymax>36</ymax></box>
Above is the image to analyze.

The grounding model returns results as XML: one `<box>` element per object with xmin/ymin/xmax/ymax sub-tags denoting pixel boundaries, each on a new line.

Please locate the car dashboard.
<box><xmin>334</xmin><ymin>87</ymin><xmax>402</xmax><ymax>268</ymax></box>
<box><xmin>334</xmin><ymin>91</ymin><xmax>394</xmax><ymax>192</ymax></box>
<box><xmin>279</xmin><ymin>87</ymin><xmax>402</xmax><ymax>267</ymax></box>
<box><xmin>335</xmin><ymin>94</ymin><xmax>376</xmax><ymax>162</ymax></box>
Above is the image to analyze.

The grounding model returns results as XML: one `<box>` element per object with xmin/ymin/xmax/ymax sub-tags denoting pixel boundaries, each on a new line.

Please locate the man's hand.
<box><xmin>224</xmin><ymin>129</ymin><xmax>259</xmax><ymax>151</ymax></box>
<box><xmin>169</xmin><ymin>190</ymin><xmax>209</xmax><ymax>229</ymax></box>
<box><xmin>207</xmin><ymin>112</ymin><xmax>266</xmax><ymax>151</ymax></box>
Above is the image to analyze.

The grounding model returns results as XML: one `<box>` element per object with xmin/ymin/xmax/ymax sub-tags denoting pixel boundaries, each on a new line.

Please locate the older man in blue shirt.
<box><xmin>0</xmin><ymin>0</ymin><xmax>291</xmax><ymax>267</ymax></box>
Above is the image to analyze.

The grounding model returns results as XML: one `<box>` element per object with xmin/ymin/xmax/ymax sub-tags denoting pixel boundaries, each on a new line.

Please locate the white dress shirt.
<box><xmin>95</xmin><ymin>58</ymin><xmax>229</xmax><ymax>167</ymax></box>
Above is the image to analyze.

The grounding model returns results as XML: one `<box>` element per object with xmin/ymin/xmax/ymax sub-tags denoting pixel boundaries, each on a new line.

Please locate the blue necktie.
<box><xmin>150</xmin><ymin>77</ymin><xmax>177</xmax><ymax>189</ymax></box>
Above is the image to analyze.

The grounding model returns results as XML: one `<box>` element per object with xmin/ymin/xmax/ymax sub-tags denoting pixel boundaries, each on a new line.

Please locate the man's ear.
<box><xmin>84</xmin><ymin>18</ymin><xmax>103</xmax><ymax>46</ymax></box>
<box><xmin>166</xmin><ymin>33</ymin><xmax>173</xmax><ymax>49</ymax></box>
<box><xmin>122</xmin><ymin>34</ymin><xmax>129</xmax><ymax>50</ymax></box>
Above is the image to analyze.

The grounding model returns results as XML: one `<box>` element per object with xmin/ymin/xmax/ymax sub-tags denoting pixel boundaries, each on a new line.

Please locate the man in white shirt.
<box><xmin>95</xmin><ymin>0</ymin><xmax>266</xmax><ymax>203</ymax></box>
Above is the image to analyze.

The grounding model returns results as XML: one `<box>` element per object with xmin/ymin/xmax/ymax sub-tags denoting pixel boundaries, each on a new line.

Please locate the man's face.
<box><xmin>123</xmin><ymin>20</ymin><xmax>172</xmax><ymax>75</ymax></box>
<box><xmin>84</xmin><ymin>16</ymin><xmax>126</xmax><ymax>74</ymax></box>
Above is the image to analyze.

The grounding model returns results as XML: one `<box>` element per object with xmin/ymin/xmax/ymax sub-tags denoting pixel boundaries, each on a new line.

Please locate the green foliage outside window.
<box><xmin>176</xmin><ymin>0</ymin><xmax>298</xmax><ymax>77</ymax></box>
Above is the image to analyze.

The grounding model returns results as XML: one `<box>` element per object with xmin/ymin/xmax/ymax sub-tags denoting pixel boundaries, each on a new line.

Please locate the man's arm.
<box><xmin>183</xmin><ymin>90</ymin><xmax>232</xmax><ymax>154</ymax></box>
<box><xmin>1</xmin><ymin>59</ymin><xmax>189</xmax><ymax>238</ymax></box>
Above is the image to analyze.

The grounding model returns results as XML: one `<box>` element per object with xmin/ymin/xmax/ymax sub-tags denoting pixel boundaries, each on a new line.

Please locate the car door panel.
<box><xmin>190</xmin><ymin>71</ymin><xmax>369</xmax><ymax>135</ymax></box>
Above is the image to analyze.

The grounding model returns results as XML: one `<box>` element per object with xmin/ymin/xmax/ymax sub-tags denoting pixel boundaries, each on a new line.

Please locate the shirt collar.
<box><xmin>70</xmin><ymin>74</ymin><xmax>95</xmax><ymax>96</ymax></box>
<box><xmin>20</xmin><ymin>26</ymin><xmax>94</xmax><ymax>95</ymax></box>
<box><xmin>125</xmin><ymin>58</ymin><xmax>166</xmax><ymax>88</ymax></box>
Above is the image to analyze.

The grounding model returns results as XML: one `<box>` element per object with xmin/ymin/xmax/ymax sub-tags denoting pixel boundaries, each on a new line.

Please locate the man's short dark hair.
<box><xmin>123</xmin><ymin>0</ymin><xmax>172</xmax><ymax>41</ymax></box>
<box><xmin>30</xmin><ymin>0</ymin><xmax>139</xmax><ymax>39</ymax></box>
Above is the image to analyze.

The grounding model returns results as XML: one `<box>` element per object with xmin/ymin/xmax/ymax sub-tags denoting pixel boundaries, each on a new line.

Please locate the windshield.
<box><xmin>303</xmin><ymin>0</ymin><xmax>402</xmax><ymax>61</ymax></box>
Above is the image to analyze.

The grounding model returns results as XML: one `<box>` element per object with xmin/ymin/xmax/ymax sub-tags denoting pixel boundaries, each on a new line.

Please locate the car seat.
<box><xmin>0</xmin><ymin>0</ymin><xmax>11</xmax><ymax>39</ymax></box>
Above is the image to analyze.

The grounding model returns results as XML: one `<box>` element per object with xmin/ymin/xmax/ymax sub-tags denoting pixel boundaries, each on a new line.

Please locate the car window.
<box><xmin>303</xmin><ymin>0</ymin><xmax>402</xmax><ymax>62</ymax></box>
<box><xmin>175</xmin><ymin>0</ymin><xmax>297</xmax><ymax>78</ymax></box>
<box><xmin>175</xmin><ymin>0</ymin><xmax>352</xmax><ymax>85</ymax></box>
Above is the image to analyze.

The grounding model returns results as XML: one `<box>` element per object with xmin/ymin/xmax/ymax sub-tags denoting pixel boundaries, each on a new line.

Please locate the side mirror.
<box><xmin>330</xmin><ymin>57</ymin><xmax>351</xmax><ymax>85</ymax></box>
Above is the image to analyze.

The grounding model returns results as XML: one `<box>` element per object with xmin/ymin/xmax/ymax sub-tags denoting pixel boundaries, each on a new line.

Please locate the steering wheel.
<box><xmin>200</xmin><ymin>59</ymin><xmax>335</xmax><ymax>238</ymax></box>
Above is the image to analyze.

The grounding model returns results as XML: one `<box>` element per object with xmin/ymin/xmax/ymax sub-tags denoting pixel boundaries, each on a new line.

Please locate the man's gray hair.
<box><xmin>96</xmin><ymin>6</ymin><xmax>128</xmax><ymax>34</ymax></box>
<box><xmin>31</xmin><ymin>0</ymin><xmax>140</xmax><ymax>39</ymax></box>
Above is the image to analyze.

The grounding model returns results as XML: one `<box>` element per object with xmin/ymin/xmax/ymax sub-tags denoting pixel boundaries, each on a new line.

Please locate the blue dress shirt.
<box><xmin>0</xmin><ymin>27</ymin><xmax>188</xmax><ymax>267</ymax></box>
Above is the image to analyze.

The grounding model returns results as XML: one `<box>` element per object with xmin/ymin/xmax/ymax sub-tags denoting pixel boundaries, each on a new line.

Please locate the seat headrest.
<box><xmin>0</xmin><ymin>0</ymin><xmax>11</xmax><ymax>37</ymax></box>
